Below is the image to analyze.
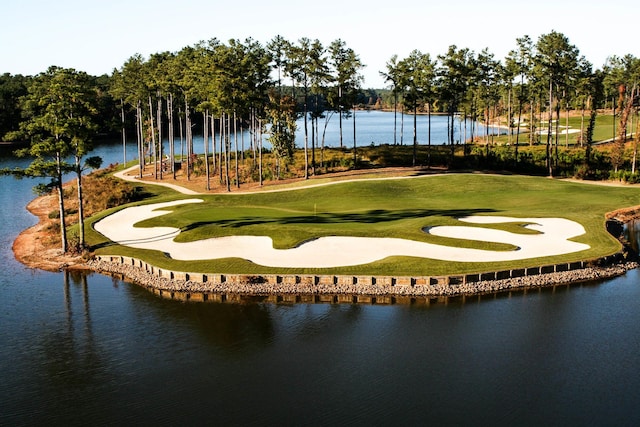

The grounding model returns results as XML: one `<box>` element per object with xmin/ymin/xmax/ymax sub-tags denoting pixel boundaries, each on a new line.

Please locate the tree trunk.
<box><xmin>120</xmin><ymin>99</ymin><xmax>126</xmax><ymax>166</ymax></box>
<box><xmin>515</xmin><ymin>80</ymin><xmax>523</xmax><ymax>158</ymax></box>
<box><xmin>204</xmin><ymin>110</ymin><xmax>210</xmax><ymax>191</ymax></box>
<box><xmin>178</xmin><ymin>106</ymin><xmax>184</xmax><ymax>171</ymax></box>
<box><xmin>470</xmin><ymin>101</ymin><xmax>476</xmax><ymax>143</ymax></box>
<box><xmin>565</xmin><ymin>100</ymin><xmax>569</xmax><ymax>147</ymax></box>
<box><xmin>251</xmin><ymin>109</ymin><xmax>257</xmax><ymax>168</ymax></box>
<box><xmin>56</xmin><ymin>153</ymin><xmax>68</xmax><ymax>253</ymax></box>
<box><xmin>400</xmin><ymin>107</ymin><xmax>404</xmax><ymax>145</ymax></box>
<box><xmin>75</xmin><ymin>156</ymin><xmax>85</xmax><ymax>249</ymax></box>
<box><xmin>321</xmin><ymin>114</ymin><xmax>328</xmax><ymax>169</ymax></box>
<box><xmin>412</xmin><ymin>104</ymin><xmax>417</xmax><ymax>167</ymax></box>
<box><xmin>185</xmin><ymin>98</ymin><xmax>191</xmax><ymax>181</ymax></box>
<box><xmin>393</xmin><ymin>90</ymin><xmax>398</xmax><ymax>145</ymax></box>
<box><xmin>450</xmin><ymin>109</ymin><xmax>455</xmax><ymax>160</ymax></box>
<box><xmin>211</xmin><ymin>114</ymin><xmax>217</xmax><ymax>175</ymax></box>
<box><xmin>484</xmin><ymin>107</ymin><xmax>489</xmax><ymax>146</ymax></box>
<box><xmin>427</xmin><ymin>103</ymin><xmax>432</xmax><ymax>168</ymax></box>
<box><xmin>485</xmin><ymin>107</ymin><xmax>490</xmax><ymax>157</ymax></box>
<box><xmin>225</xmin><ymin>114</ymin><xmax>231</xmax><ymax>192</ymax></box>
<box><xmin>234</xmin><ymin>111</ymin><xmax>239</xmax><ymax>189</ymax></box>
<box><xmin>241</xmin><ymin>120</ymin><xmax>245</xmax><ymax>166</ymax></box>
<box><xmin>157</xmin><ymin>94</ymin><xmax>163</xmax><ymax>180</ymax></box>
<box><xmin>259</xmin><ymin>118</ymin><xmax>263</xmax><ymax>186</ymax></box>
<box><xmin>136</xmin><ymin>101</ymin><xmax>144</xmax><ymax>178</ymax></box>
<box><xmin>633</xmin><ymin>113</ymin><xmax>639</xmax><ymax>174</ymax></box>
<box><xmin>353</xmin><ymin>106</ymin><xmax>357</xmax><ymax>168</ymax></box>
<box><xmin>311</xmin><ymin>112</ymin><xmax>316</xmax><ymax>175</ymax></box>
<box><xmin>618</xmin><ymin>87</ymin><xmax>636</xmax><ymax>143</ymax></box>
<box><xmin>219</xmin><ymin>114</ymin><xmax>224</xmax><ymax>183</ymax></box>
<box><xmin>251</xmin><ymin>110</ymin><xmax>257</xmax><ymax>168</ymax></box>
<box><xmin>148</xmin><ymin>95</ymin><xmax>157</xmax><ymax>180</ymax></box>
<box><xmin>507</xmin><ymin>86</ymin><xmax>513</xmax><ymax>146</ymax></box>
<box><xmin>580</xmin><ymin>98</ymin><xmax>586</xmax><ymax>148</ymax></box>
<box><xmin>613</xmin><ymin>98</ymin><xmax>617</xmax><ymax>142</ymax></box>
<box><xmin>303</xmin><ymin>89</ymin><xmax>309</xmax><ymax>179</ymax></box>
<box><xmin>463</xmin><ymin>115</ymin><xmax>468</xmax><ymax>155</ymax></box>
<box><xmin>339</xmin><ymin>85</ymin><xmax>344</xmax><ymax>148</ymax></box>
<box><xmin>553</xmin><ymin>99</ymin><xmax>560</xmax><ymax>168</ymax></box>
<box><xmin>168</xmin><ymin>94</ymin><xmax>175</xmax><ymax>179</ymax></box>
<box><xmin>546</xmin><ymin>80</ymin><xmax>553</xmax><ymax>177</ymax></box>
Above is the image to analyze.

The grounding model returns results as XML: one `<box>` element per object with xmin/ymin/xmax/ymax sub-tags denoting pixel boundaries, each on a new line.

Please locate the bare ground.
<box><xmin>12</xmin><ymin>192</ymin><xmax>88</xmax><ymax>272</ymax></box>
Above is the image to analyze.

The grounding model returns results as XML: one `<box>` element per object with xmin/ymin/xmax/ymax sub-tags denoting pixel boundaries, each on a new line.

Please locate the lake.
<box><xmin>1</xmin><ymin>112</ymin><xmax>639</xmax><ymax>426</ymax></box>
<box><xmin>132</xmin><ymin>110</ymin><xmax>503</xmax><ymax>162</ymax></box>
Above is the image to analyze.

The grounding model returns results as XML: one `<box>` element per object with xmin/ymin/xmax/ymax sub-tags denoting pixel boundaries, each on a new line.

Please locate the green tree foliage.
<box><xmin>0</xmin><ymin>73</ymin><xmax>30</xmax><ymax>140</ymax></box>
<box><xmin>8</xmin><ymin>66</ymin><xmax>101</xmax><ymax>252</ymax></box>
<box><xmin>328</xmin><ymin>39</ymin><xmax>364</xmax><ymax>150</ymax></box>
<box><xmin>534</xmin><ymin>31</ymin><xmax>580</xmax><ymax>176</ymax></box>
<box><xmin>438</xmin><ymin>46</ymin><xmax>476</xmax><ymax>147</ymax></box>
<box><xmin>397</xmin><ymin>50</ymin><xmax>437</xmax><ymax>166</ymax></box>
<box><xmin>505</xmin><ymin>35</ymin><xmax>534</xmax><ymax>151</ymax></box>
<box><xmin>380</xmin><ymin>55</ymin><xmax>402</xmax><ymax>146</ymax></box>
<box><xmin>266</xmin><ymin>90</ymin><xmax>297</xmax><ymax>178</ymax></box>
<box><xmin>8</xmin><ymin>32</ymin><xmax>640</xmax><ymax>192</ymax></box>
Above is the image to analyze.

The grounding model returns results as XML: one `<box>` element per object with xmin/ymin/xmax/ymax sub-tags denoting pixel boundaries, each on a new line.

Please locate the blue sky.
<box><xmin>1</xmin><ymin>0</ymin><xmax>637</xmax><ymax>87</ymax></box>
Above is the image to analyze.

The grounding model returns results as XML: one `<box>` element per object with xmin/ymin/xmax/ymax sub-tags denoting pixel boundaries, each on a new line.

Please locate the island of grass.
<box><xmin>86</xmin><ymin>170</ymin><xmax>640</xmax><ymax>287</ymax></box>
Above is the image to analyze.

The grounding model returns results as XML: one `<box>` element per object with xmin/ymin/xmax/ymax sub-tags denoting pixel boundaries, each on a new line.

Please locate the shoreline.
<box><xmin>13</xmin><ymin>170</ymin><xmax>640</xmax><ymax>302</ymax></box>
<box><xmin>86</xmin><ymin>257</ymin><xmax>639</xmax><ymax>301</ymax></box>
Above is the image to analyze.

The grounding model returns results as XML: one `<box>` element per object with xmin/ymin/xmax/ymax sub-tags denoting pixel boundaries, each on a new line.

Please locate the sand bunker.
<box><xmin>93</xmin><ymin>199</ymin><xmax>590</xmax><ymax>268</ymax></box>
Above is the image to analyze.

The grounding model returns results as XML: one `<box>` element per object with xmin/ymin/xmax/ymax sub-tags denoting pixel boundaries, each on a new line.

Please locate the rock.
<box><xmin>85</xmin><ymin>258</ymin><xmax>639</xmax><ymax>301</ymax></box>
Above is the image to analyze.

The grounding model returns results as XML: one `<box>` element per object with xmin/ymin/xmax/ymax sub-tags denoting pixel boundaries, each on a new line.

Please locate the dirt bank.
<box><xmin>13</xmin><ymin>192</ymin><xmax>87</xmax><ymax>272</ymax></box>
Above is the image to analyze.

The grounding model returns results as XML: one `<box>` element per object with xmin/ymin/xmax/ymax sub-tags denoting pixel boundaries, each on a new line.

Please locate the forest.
<box><xmin>2</xmin><ymin>31</ymin><xmax>640</xmax><ymax>253</ymax></box>
<box><xmin>2</xmin><ymin>31</ymin><xmax>640</xmax><ymax>183</ymax></box>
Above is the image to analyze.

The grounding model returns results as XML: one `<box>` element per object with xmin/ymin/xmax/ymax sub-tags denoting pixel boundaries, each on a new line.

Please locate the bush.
<box><xmin>609</xmin><ymin>170</ymin><xmax>640</xmax><ymax>183</ymax></box>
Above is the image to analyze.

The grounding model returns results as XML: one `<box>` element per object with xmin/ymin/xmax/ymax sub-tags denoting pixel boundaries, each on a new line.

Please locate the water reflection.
<box><xmin>41</xmin><ymin>272</ymin><xmax>104</xmax><ymax>385</ymax></box>
<box><xmin>3</xmin><ymin>260</ymin><xmax>640</xmax><ymax>425</ymax></box>
<box><xmin>624</xmin><ymin>219</ymin><xmax>640</xmax><ymax>254</ymax></box>
<box><xmin>119</xmin><ymin>278</ymin><xmax>278</xmax><ymax>354</ymax></box>
<box><xmin>128</xmin><ymin>278</ymin><xmax>588</xmax><ymax>310</ymax></box>
<box><xmin>4</xmin><ymin>129</ymin><xmax>640</xmax><ymax>426</ymax></box>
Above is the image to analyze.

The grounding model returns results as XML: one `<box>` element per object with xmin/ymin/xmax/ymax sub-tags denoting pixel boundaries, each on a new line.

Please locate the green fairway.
<box><xmin>88</xmin><ymin>173</ymin><xmax>640</xmax><ymax>276</ymax></box>
<box><xmin>493</xmin><ymin>113</ymin><xmax>622</xmax><ymax>146</ymax></box>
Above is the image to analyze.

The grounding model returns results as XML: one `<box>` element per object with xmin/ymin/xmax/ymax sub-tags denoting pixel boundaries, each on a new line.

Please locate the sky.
<box><xmin>1</xmin><ymin>0</ymin><xmax>638</xmax><ymax>88</ymax></box>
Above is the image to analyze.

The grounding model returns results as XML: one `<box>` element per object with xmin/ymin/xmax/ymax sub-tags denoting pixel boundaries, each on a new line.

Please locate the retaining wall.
<box><xmin>95</xmin><ymin>251</ymin><xmax>627</xmax><ymax>293</ymax></box>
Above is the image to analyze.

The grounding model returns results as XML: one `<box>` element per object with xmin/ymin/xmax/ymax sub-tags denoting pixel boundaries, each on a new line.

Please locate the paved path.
<box><xmin>113</xmin><ymin>164</ymin><xmax>443</xmax><ymax>196</ymax></box>
<box><xmin>114</xmin><ymin>165</ymin><xmax>200</xmax><ymax>195</ymax></box>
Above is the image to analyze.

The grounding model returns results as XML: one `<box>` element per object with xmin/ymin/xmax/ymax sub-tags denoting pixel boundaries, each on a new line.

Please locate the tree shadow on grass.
<box><xmin>90</xmin><ymin>207</ymin><xmax>500</xmax><ymax>251</ymax></box>
<box><xmin>180</xmin><ymin>208</ymin><xmax>499</xmax><ymax>232</ymax></box>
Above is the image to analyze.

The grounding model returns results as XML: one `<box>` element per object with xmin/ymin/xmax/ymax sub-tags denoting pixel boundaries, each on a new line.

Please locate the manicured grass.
<box><xmin>494</xmin><ymin>113</ymin><xmax>626</xmax><ymax>145</ymax></box>
<box><xmin>87</xmin><ymin>173</ymin><xmax>640</xmax><ymax>276</ymax></box>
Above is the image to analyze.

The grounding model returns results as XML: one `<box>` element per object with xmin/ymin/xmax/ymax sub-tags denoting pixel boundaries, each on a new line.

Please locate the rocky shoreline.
<box><xmin>86</xmin><ymin>258</ymin><xmax>639</xmax><ymax>300</ymax></box>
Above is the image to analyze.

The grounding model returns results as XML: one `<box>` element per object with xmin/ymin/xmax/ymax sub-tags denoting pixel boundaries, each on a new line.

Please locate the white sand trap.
<box><xmin>94</xmin><ymin>199</ymin><xmax>590</xmax><ymax>268</ymax></box>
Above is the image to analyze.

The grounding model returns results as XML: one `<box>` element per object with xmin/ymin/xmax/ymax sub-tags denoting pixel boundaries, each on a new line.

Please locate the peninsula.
<box><xmin>14</xmin><ymin>165</ymin><xmax>640</xmax><ymax>300</ymax></box>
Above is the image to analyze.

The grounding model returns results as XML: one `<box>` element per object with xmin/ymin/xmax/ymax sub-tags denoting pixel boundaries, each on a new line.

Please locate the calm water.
<box><xmin>153</xmin><ymin>110</ymin><xmax>502</xmax><ymax>157</ymax></box>
<box><xmin>2</xmin><ymin>114</ymin><xmax>640</xmax><ymax>426</ymax></box>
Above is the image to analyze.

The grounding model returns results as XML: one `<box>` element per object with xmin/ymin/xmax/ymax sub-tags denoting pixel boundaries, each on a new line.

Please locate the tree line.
<box><xmin>381</xmin><ymin>32</ymin><xmax>640</xmax><ymax>171</ymax></box>
<box><xmin>2</xmin><ymin>32</ymin><xmax>639</xmax><ymax>170</ymax></box>
<box><xmin>1</xmin><ymin>32</ymin><xmax>640</xmax><ymax>254</ymax></box>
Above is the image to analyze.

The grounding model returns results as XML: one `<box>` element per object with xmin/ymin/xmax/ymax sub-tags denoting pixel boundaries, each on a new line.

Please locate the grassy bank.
<box><xmin>86</xmin><ymin>172</ymin><xmax>640</xmax><ymax>277</ymax></box>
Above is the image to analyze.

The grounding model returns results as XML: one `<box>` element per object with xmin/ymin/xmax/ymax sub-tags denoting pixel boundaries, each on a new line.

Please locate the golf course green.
<box><xmin>88</xmin><ymin>173</ymin><xmax>640</xmax><ymax>276</ymax></box>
